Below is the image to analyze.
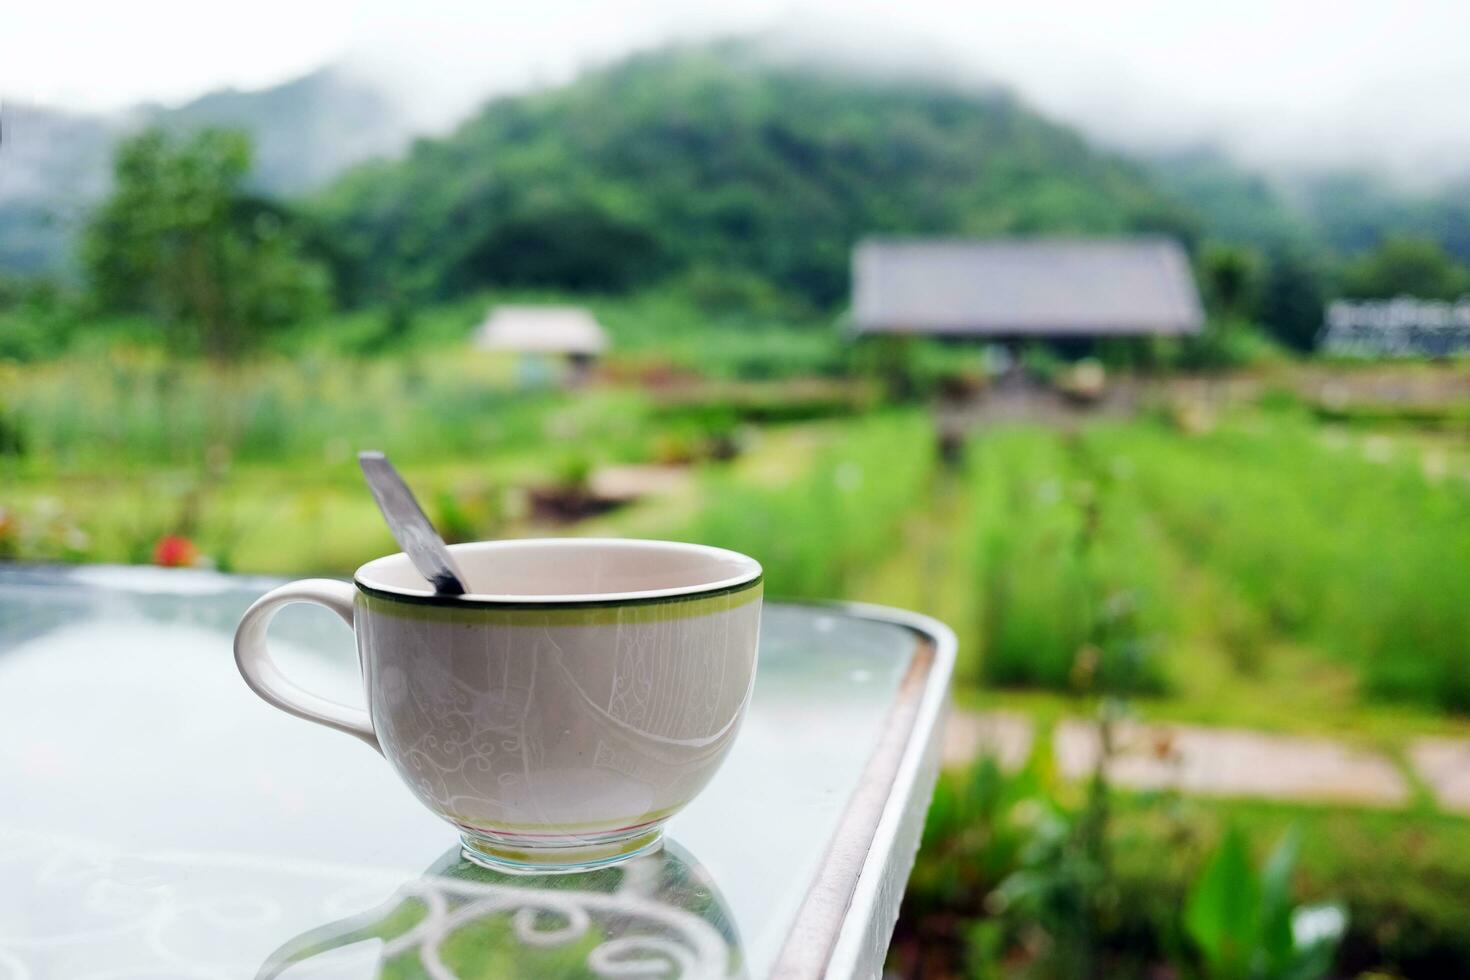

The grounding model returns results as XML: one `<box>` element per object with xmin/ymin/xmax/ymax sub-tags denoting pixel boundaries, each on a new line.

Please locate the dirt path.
<box><xmin>944</xmin><ymin>708</ymin><xmax>1470</xmax><ymax>815</ymax></box>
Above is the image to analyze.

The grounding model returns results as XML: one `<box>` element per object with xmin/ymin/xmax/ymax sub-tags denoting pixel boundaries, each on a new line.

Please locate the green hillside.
<box><xmin>1283</xmin><ymin>171</ymin><xmax>1470</xmax><ymax>263</ymax></box>
<box><xmin>316</xmin><ymin>43</ymin><xmax>1199</xmax><ymax>307</ymax></box>
<box><xmin>1147</xmin><ymin>148</ymin><xmax>1311</xmax><ymax>253</ymax></box>
<box><xmin>1147</xmin><ymin>147</ymin><xmax>1470</xmax><ymax>269</ymax></box>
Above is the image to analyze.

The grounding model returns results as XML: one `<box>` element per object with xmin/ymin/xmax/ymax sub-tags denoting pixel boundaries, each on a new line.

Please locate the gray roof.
<box><xmin>851</xmin><ymin>238</ymin><xmax>1204</xmax><ymax>337</ymax></box>
<box><xmin>472</xmin><ymin>305</ymin><xmax>609</xmax><ymax>355</ymax></box>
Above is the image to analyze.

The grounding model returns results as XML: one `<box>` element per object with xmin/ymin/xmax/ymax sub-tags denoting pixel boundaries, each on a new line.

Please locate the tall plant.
<box><xmin>1185</xmin><ymin>826</ymin><xmax>1347</xmax><ymax>980</ymax></box>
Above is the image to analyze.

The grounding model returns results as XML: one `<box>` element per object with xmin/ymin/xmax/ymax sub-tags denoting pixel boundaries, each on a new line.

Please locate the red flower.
<box><xmin>153</xmin><ymin>534</ymin><xmax>198</xmax><ymax>568</ymax></box>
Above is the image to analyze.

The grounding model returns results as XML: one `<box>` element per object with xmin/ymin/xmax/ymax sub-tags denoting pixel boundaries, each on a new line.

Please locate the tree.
<box><xmin>83</xmin><ymin>127</ymin><xmax>330</xmax><ymax>358</ymax></box>
<box><xmin>0</xmin><ymin>272</ymin><xmax>73</xmax><ymax>362</ymax></box>
<box><xmin>449</xmin><ymin>198</ymin><xmax>664</xmax><ymax>293</ymax></box>
<box><xmin>1340</xmin><ymin>235</ymin><xmax>1470</xmax><ymax>301</ymax></box>
<box><xmin>1198</xmin><ymin>243</ymin><xmax>1260</xmax><ymax>317</ymax></box>
<box><xmin>1258</xmin><ymin>248</ymin><xmax>1327</xmax><ymax>351</ymax></box>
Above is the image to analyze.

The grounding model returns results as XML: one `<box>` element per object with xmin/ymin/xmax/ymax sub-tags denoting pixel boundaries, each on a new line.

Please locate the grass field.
<box><xmin>815</xmin><ymin>408</ymin><xmax>1470</xmax><ymax>734</ymax></box>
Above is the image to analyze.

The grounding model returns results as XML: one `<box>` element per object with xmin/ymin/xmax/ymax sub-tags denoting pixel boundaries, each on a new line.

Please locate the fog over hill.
<box><xmin>337</xmin><ymin>8</ymin><xmax>1470</xmax><ymax>189</ymax></box>
<box><xmin>2</xmin><ymin>27</ymin><xmax>1468</xmax><ymax>278</ymax></box>
<box><xmin>0</xmin><ymin>67</ymin><xmax>413</xmax><ymax>272</ymax></box>
<box><xmin>10</xmin><ymin>3</ymin><xmax>1470</xmax><ymax>184</ymax></box>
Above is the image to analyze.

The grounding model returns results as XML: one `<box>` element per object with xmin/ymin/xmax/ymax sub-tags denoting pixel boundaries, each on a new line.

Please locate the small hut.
<box><xmin>471</xmin><ymin>305</ymin><xmax>609</xmax><ymax>385</ymax></box>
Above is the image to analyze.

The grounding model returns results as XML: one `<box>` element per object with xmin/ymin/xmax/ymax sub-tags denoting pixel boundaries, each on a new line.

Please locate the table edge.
<box><xmin>767</xmin><ymin>600</ymin><xmax>957</xmax><ymax>980</ymax></box>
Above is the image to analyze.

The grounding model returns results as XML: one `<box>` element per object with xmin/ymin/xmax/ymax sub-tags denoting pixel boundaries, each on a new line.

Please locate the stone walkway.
<box><xmin>1409</xmin><ymin>738</ymin><xmax>1470</xmax><ymax>814</ymax></box>
<box><xmin>589</xmin><ymin>464</ymin><xmax>692</xmax><ymax>502</ymax></box>
<box><xmin>945</xmin><ymin>709</ymin><xmax>1470</xmax><ymax>814</ymax></box>
<box><xmin>943</xmin><ymin>710</ymin><xmax>1034</xmax><ymax>770</ymax></box>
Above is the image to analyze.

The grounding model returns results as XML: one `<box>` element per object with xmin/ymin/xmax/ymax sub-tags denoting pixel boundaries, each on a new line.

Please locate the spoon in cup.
<box><xmin>357</xmin><ymin>450</ymin><xmax>469</xmax><ymax>596</ymax></box>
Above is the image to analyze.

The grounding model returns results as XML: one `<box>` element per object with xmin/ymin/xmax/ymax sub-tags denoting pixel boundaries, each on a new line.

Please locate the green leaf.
<box><xmin>1185</xmin><ymin>825</ymin><xmax>1261</xmax><ymax>980</ymax></box>
<box><xmin>963</xmin><ymin>919</ymin><xmax>1007</xmax><ymax>980</ymax></box>
<box><xmin>1258</xmin><ymin>825</ymin><xmax>1302</xmax><ymax>969</ymax></box>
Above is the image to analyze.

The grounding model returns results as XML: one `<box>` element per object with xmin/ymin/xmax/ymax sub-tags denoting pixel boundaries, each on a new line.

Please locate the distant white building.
<box><xmin>471</xmin><ymin>305</ymin><xmax>609</xmax><ymax>383</ymax></box>
<box><xmin>473</xmin><ymin>305</ymin><xmax>609</xmax><ymax>357</ymax></box>
<box><xmin>1320</xmin><ymin>297</ymin><xmax>1470</xmax><ymax>357</ymax></box>
<box><xmin>849</xmin><ymin>237</ymin><xmax>1204</xmax><ymax>341</ymax></box>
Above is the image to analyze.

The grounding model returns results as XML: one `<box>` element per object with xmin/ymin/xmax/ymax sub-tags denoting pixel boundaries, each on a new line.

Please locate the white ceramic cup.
<box><xmin>233</xmin><ymin>538</ymin><xmax>762</xmax><ymax>873</ymax></box>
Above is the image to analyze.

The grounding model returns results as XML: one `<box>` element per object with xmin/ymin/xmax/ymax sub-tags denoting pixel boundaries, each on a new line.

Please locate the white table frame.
<box><xmin>772</xmin><ymin>601</ymin><xmax>956</xmax><ymax>980</ymax></box>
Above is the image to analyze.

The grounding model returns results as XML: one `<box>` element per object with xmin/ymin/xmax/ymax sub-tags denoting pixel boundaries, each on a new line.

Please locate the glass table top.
<box><xmin>0</xmin><ymin>564</ymin><xmax>946</xmax><ymax>979</ymax></box>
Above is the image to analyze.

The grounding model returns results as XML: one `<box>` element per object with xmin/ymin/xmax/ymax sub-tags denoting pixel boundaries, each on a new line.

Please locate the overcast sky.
<box><xmin>5</xmin><ymin>0</ymin><xmax>1469</xmax><ymax>181</ymax></box>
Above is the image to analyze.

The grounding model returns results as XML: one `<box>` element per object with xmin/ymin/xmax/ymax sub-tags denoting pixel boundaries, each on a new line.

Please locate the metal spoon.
<box><xmin>357</xmin><ymin>451</ymin><xmax>469</xmax><ymax>595</ymax></box>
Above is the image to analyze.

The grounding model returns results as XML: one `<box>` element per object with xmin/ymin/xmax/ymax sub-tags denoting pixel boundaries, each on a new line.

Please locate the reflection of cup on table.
<box><xmin>256</xmin><ymin>839</ymin><xmax>744</xmax><ymax>978</ymax></box>
<box><xmin>234</xmin><ymin>539</ymin><xmax>762</xmax><ymax>873</ymax></box>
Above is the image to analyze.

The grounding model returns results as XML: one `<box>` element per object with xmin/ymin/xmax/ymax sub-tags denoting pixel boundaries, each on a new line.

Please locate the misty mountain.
<box><xmin>1146</xmin><ymin>149</ymin><xmax>1311</xmax><ymax>253</ymax></box>
<box><xmin>0</xmin><ymin>67</ymin><xmax>411</xmax><ymax>273</ymax></box>
<box><xmin>1280</xmin><ymin>171</ymin><xmax>1470</xmax><ymax>264</ymax></box>
<box><xmin>5</xmin><ymin>40</ymin><xmax>1468</xmax><ymax>289</ymax></box>
<box><xmin>155</xmin><ymin>67</ymin><xmax>411</xmax><ymax>195</ymax></box>
<box><xmin>314</xmin><ymin>43</ymin><xmax>1197</xmax><ymax>306</ymax></box>
<box><xmin>1147</xmin><ymin>147</ymin><xmax>1470</xmax><ymax>265</ymax></box>
<box><xmin>0</xmin><ymin>105</ymin><xmax>120</xmax><ymax>273</ymax></box>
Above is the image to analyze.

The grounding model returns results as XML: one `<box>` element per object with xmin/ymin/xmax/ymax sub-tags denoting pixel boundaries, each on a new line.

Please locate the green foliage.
<box><xmin>552</xmin><ymin>451</ymin><xmax>594</xmax><ymax>491</ymax></box>
<box><xmin>848</xmin><ymin>336</ymin><xmax>988</xmax><ymax>402</ymax></box>
<box><xmin>1177</xmin><ymin>317</ymin><xmax>1284</xmax><ymax>370</ymax></box>
<box><xmin>83</xmin><ymin>127</ymin><xmax>331</xmax><ymax>357</ymax></box>
<box><xmin>1199</xmin><ymin>243</ymin><xmax>1261</xmax><ymax>317</ymax></box>
<box><xmin>917</xmin><ymin>753</ymin><xmax>1032</xmax><ymax>904</ymax></box>
<box><xmin>589</xmin><ymin>285</ymin><xmax>845</xmax><ymax>380</ymax></box>
<box><xmin>904</xmin><ymin>743</ymin><xmax>1119</xmax><ymax>978</ymax></box>
<box><xmin>990</xmin><ymin>759</ymin><xmax>1117</xmax><ymax>979</ymax></box>
<box><xmin>964</xmin><ymin>428</ymin><xmax>1170</xmax><ymax>693</ymax></box>
<box><xmin>1020</xmin><ymin>342</ymin><xmax>1065</xmax><ymax>383</ymax></box>
<box><xmin>316</xmin><ymin>43</ymin><xmax>1197</xmax><ymax>308</ymax></box>
<box><xmin>1152</xmin><ymin>154</ymin><xmax>1470</xmax><ymax>274</ymax></box>
<box><xmin>659</xmin><ymin>412</ymin><xmax>935</xmax><ymax>597</ymax></box>
<box><xmin>0</xmin><ymin>274</ymin><xmax>77</xmax><ymax>362</ymax></box>
<box><xmin>1340</xmin><ymin>235</ymin><xmax>1470</xmax><ymax>301</ymax></box>
<box><xmin>1148</xmin><ymin>150</ymin><xmax>1310</xmax><ymax>255</ymax></box>
<box><xmin>0</xmin><ymin>350</ymin><xmax>669</xmax><ymax>483</ymax></box>
<box><xmin>1186</xmin><ymin>827</ymin><xmax>1261</xmax><ymax>977</ymax></box>
<box><xmin>906</xmin><ymin>755</ymin><xmax>1379</xmax><ymax>978</ymax></box>
<box><xmin>447</xmin><ymin>196</ymin><xmax>665</xmax><ymax>294</ymax></box>
<box><xmin>0</xmin><ymin>401</ymin><xmax>25</xmax><ymax>458</ymax></box>
<box><xmin>278</xmin><ymin>285</ymin><xmax>842</xmax><ymax>381</ymax></box>
<box><xmin>653</xmin><ymin>384</ymin><xmax>864</xmax><ymax>428</ymax></box>
<box><xmin>1084</xmin><ymin>415</ymin><xmax>1470</xmax><ymax>712</ymax></box>
<box><xmin>1287</xmin><ymin>171</ymin><xmax>1470</xmax><ymax>266</ymax></box>
<box><xmin>1256</xmin><ymin>248</ymin><xmax>1328</xmax><ymax>351</ymax></box>
<box><xmin>433</xmin><ymin>489</ymin><xmax>477</xmax><ymax>545</ymax></box>
<box><xmin>673</xmin><ymin>264</ymin><xmax>812</xmax><ymax>320</ymax></box>
<box><xmin>1185</xmin><ymin>826</ymin><xmax>1346</xmax><ymax>980</ymax></box>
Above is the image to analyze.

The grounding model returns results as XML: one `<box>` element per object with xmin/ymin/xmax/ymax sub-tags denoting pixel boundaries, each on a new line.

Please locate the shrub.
<box><xmin>1084</xmin><ymin>415</ymin><xmax>1470</xmax><ymax>712</ymax></box>
<box><xmin>1184</xmin><ymin>826</ymin><xmax>1346</xmax><ymax>980</ymax></box>
<box><xmin>1177</xmin><ymin>317</ymin><xmax>1285</xmax><ymax>371</ymax></box>
<box><xmin>659</xmin><ymin>412</ymin><xmax>936</xmax><ymax>598</ymax></box>
<box><xmin>964</xmin><ymin>428</ymin><xmax>1171</xmax><ymax>693</ymax></box>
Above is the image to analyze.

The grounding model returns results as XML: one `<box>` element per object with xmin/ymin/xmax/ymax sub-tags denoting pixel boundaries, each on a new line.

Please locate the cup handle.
<box><xmin>233</xmin><ymin>579</ymin><xmax>381</xmax><ymax>754</ymax></box>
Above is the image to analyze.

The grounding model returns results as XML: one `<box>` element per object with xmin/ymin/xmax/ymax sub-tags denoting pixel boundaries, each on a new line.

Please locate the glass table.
<box><xmin>0</xmin><ymin>564</ymin><xmax>953</xmax><ymax>979</ymax></box>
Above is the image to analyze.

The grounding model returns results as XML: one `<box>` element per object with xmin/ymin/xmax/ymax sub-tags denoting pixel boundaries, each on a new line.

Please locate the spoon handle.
<box><xmin>357</xmin><ymin>451</ymin><xmax>469</xmax><ymax>596</ymax></box>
